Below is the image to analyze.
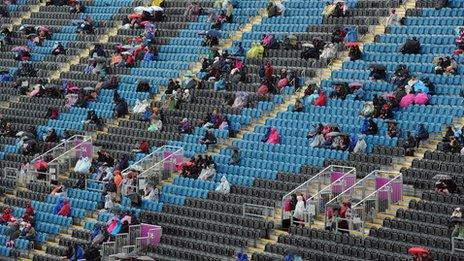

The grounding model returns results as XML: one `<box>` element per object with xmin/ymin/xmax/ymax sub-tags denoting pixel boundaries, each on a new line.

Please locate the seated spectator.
<box><xmin>403</xmin><ymin>131</ymin><xmax>416</xmax><ymax>156</ymax></box>
<box><xmin>391</xmin><ymin>64</ymin><xmax>409</xmax><ymax>86</ymax></box>
<box><xmin>179</xmin><ymin>118</ymin><xmax>193</xmax><ymax>134</ymax></box>
<box><xmin>331</xmin><ymin>82</ymin><xmax>349</xmax><ymax>100</ymax></box>
<box><xmin>415</xmin><ymin>124</ymin><xmax>429</xmax><ymax>146</ymax></box>
<box><xmin>267</xmin><ymin>0</ymin><xmax>284</xmax><ymax>17</ymax></box>
<box><xmin>2</xmin><ymin>122</ymin><xmax>16</xmax><ymax>137</ymax></box>
<box><xmin>184</xmin><ymin>1</ymin><xmax>200</xmax><ymax>16</ymax></box>
<box><xmin>332</xmin><ymin>1</ymin><xmax>346</xmax><ymax>17</ymax></box>
<box><xmin>70</xmin><ymin>0</ymin><xmax>85</xmax><ymax>13</ymax></box>
<box><xmin>104</xmin><ymin>194</ymin><xmax>114</xmax><ymax>210</ymax></box>
<box><xmin>143</xmin><ymin>183</ymin><xmax>159</xmax><ymax>201</ymax></box>
<box><xmin>20</xmin><ymin>223</ymin><xmax>36</xmax><ymax>241</ymax></box>
<box><xmin>229</xmin><ymin>148</ymin><xmax>240</xmax><ymax>165</ymax></box>
<box><xmin>148</xmin><ymin>115</ymin><xmax>163</xmax><ymax>132</ymax></box>
<box><xmin>369</xmin><ymin>64</ymin><xmax>387</xmax><ymax>81</ymax></box>
<box><xmin>140</xmin><ymin>106</ymin><xmax>152</xmax><ymax>122</ymax></box>
<box><xmin>111</xmin><ymin>51</ymin><xmax>124</xmax><ymax>67</ymax></box>
<box><xmin>231</xmin><ymin>91</ymin><xmax>249</xmax><ymax>109</ymax></box>
<box><xmin>89</xmin><ymin>44</ymin><xmax>106</xmax><ymax>58</ymax></box>
<box><xmin>313</xmin><ymin>91</ymin><xmax>327</xmax><ymax>106</ymax></box>
<box><xmin>266</xmin><ymin>127</ymin><xmax>280</xmax><ymax>144</ymax></box>
<box><xmin>199</xmin><ymin>130</ymin><xmax>217</xmax><ymax>147</ymax></box>
<box><xmin>24</xmin><ymin>202</ymin><xmax>34</xmax><ymax>217</ymax></box>
<box><xmin>385</xmin><ymin>9</ymin><xmax>400</xmax><ymax>26</ymax></box>
<box><xmin>215</xmin><ymin>176</ymin><xmax>230</xmax><ymax>194</ymax></box>
<box><xmin>77</xmin><ymin>16</ymin><xmax>94</xmax><ymax>34</ymax></box>
<box><xmin>387</xmin><ymin>121</ymin><xmax>399</xmax><ymax>138</ymax></box>
<box><xmin>198</xmin><ymin>163</ymin><xmax>216</xmax><ymax>180</ymax></box>
<box><xmin>292</xmin><ymin>195</ymin><xmax>305</xmax><ymax>226</ymax></box>
<box><xmin>230</xmin><ymin>41</ymin><xmax>245</xmax><ymax>56</ymax></box>
<box><xmin>86</xmin><ymin>110</ymin><xmax>103</xmax><ymax>129</ymax></box>
<box><xmin>400</xmin><ymin>37</ymin><xmax>421</xmax><ymax>54</ymax></box>
<box><xmin>353</xmin><ymin>135</ymin><xmax>367</xmax><ymax>153</ymax></box>
<box><xmin>114</xmin><ymin>96</ymin><xmax>128</xmax><ymax>118</ymax></box>
<box><xmin>51</xmin><ymin>41</ymin><xmax>66</xmax><ymax>55</ymax></box>
<box><xmin>348</xmin><ymin>45</ymin><xmax>362</xmax><ymax>61</ymax></box>
<box><xmin>0</xmin><ymin>208</ymin><xmax>12</xmax><ymax>224</ymax></box>
<box><xmin>293</xmin><ymin>98</ymin><xmax>304</xmax><ymax>112</ymax></box>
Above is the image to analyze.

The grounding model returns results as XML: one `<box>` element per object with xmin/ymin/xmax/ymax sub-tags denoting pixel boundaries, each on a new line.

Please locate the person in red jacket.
<box><xmin>314</xmin><ymin>91</ymin><xmax>327</xmax><ymax>106</ymax></box>
<box><xmin>58</xmin><ymin>200</ymin><xmax>71</xmax><ymax>217</ymax></box>
<box><xmin>0</xmin><ymin>208</ymin><xmax>12</xmax><ymax>224</ymax></box>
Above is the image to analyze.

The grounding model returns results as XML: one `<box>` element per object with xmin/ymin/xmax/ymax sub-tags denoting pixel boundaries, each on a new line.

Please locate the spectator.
<box><xmin>292</xmin><ymin>195</ymin><xmax>305</xmax><ymax>226</ymax></box>
<box><xmin>293</xmin><ymin>98</ymin><xmax>304</xmax><ymax>112</ymax></box>
<box><xmin>403</xmin><ymin>131</ymin><xmax>416</xmax><ymax>156</ymax></box>
<box><xmin>400</xmin><ymin>37</ymin><xmax>421</xmax><ymax>54</ymax></box>
<box><xmin>415</xmin><ymin>124</ymin><xmax>429</xmax><ymax>146</ymax></box>
<box><xmin>148</xmin><ymin>115</ymin><xmax>163</xmax><ymax>132</ymax></box>
<box><xmin>114</xmin><ymin>96</ymin><xmax>128</xmax><ymax>118</ymax></box>
<box><xmin>143</xmin><ymin>183</ymin><xmax>159</xmax><ymax>201</ymax></box>
<box><xmin>0</xmin><ymin>208</ymin><xmax>12</xmax><ymax>224</ymax></box>
<box><xmin>104</xmin><ymin>194</ymin><xmax>114</xmax><ymax>210</ymax></box>
<box><xmin>387</xmin><ymin>121</ymin><xmax>399</xmax><ymax>138</ymax></box>
<box><xmin>385</xmin><ymin>9</ymin><xmax>400</xmax><ymax>26</ymax></box>
<box><xmin>200</xmin><ymin>130</ymin><xmax>217</xmax><ymax>147</ymax></box>
<box><xmin>89</xmin><ymin>44</ymin><xmax>106</xmax><ymax>58</ymax></box>
<box><xmin>179</xmin><ymin>118</ymin><xmax>193</xmax><ymax>134</ymax></box>
<box><xmin>184</xmin><ymin>1</ymin><xmax>200</xmax><ymax>17</ymax></box>
<box><xmin>353</xmin><ymin>135</ymin><xmax>367</xmax><ymax>153</ymax></box>
<box><xmin>215</xmin><ymin>176</ymin><xmax>230</xmax><ymax>194</ymax></box>
<box><xmin>57</xmin><ymin>199</ymin><xmax>71</xmax><ymax>216</ymax></box>
<box><xmin>51</xmin><ymin>41</ymin><xmax>66</xmax><ymax>55</ymax></box>
<box><xmin>348</xmin><ymin>45</ymin><xmax>362</xmax><ymax>61</ymax></box>
<box><xmin>266</xmin><ymin>127</ymin><xmax>280</xmax><ymax>144</ymax></box>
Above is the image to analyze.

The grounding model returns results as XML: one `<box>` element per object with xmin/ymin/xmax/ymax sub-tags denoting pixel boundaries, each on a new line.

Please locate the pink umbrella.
<box><xmin>11</xmin><ymin>46</ymin><xmax>29</xmax><ymax>52</ymax></box>
<box><xmin>414</xmin><ymin>92</ymin><xmax>429</xmax><ymax>105</ymax></box>
<box><xmin>399</xmin><ymin>93</ymin><xmax>415</xmax><ymax>108</ymax></box>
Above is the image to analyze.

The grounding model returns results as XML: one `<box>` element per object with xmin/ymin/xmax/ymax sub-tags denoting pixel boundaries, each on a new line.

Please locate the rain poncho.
<box><xmin>104</xmin><ymin>194</ymin><xmax>114</xmax><ymax>210</ymax></box>
<box><xmin>215</xmin><ymin>176</ymin><xmax>230</xmax><ymax>194</ymax></box>
<box><xmin>53</xmin><ymin>198</ymin><xmax>65</xmax><ymax>215</ymax></box>
<box><xmin>246</xmin><ymin>42</ymin><xmax>264</xmax><ymax>59</ymax></box>
<box><xmin>198</xmin><ymin>165</ymin><xmax>216</xmax><ymax>180</ymax></box>
<box><xmin>58</xmin><ymin>200</ymin><xmax>71</xmax><ymax>216</ymax></box>
<box><xmin>353</xmin><ymin>135</ymin><xmax>367</xmax><ymax>153</ymax></box>
<box><xmin>293</xmin><ymin>195</ymin><xmax>305</xmax><ymax>220</ymax></box>
<box><xmin>304</xmin><ymin>90</ymin><xmax>319</xmax><ymax>105</ymax></box>
<box><xmin>266</xmin><ymin>128</ymin><xmax>280</xmax><ymax>144</ymax></box>
<box><xmin>74</xmin><ymin>157</ymin><xmax>91</xmax><ymax>174</ymax></box>
<box><xmin>344</xmin><ymin>27</ymin><xmax>358</xmax><ymax>43</ymax></box>
<box><xmin>231</xmin><ymin>92</ymin><xmax>249</xmax><ymax>109</ymax></box>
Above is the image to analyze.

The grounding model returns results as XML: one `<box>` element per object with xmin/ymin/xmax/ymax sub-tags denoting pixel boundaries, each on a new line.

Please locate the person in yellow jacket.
<box><xmin>152</xmin><ymin>0</ymin><xmax>164</xmax><ymax>7</ymax></box>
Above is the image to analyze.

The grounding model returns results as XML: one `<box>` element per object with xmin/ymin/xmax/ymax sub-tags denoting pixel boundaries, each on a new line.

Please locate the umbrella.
<box><xmin>11</xmin><ymin>46</ymin><xmax>29</xmax><ymax>52</ymax></box>
<box><xmin>349</xmin><ymin>82</ymin><xmax>362</xmax><ymax>89</ymax></box>
<box><xmin>333</xmin><ymin>0</ymin><xmax>345</xmax><ymax>3</ymax></box>
<box><xmin>301</xmin><ymin>43</ymin><xmax>314</xmax><ymax>48</ymax></box>
<box><xmin>408</xmin><ymin>247</ymin><xmax>429</xmax><ymax>256</ymax></box>
<box><xmin>83</xmin><ymin>87</ymin><xmax>95</xmax><ymax>91</ymax></box>
<box><xmin>345</xmin><ymin>42</ymin><xmax>359</xmax><ymax>47</ymax></box>
<box><xmin>382</xmin><ymin>92</ymin><xmax>396</xmax><ymax>99</ymax></box>
<box><xmin>150</xmin><ymin>5</ymin><xmax>164</xmax><ymax>12</ymax></box>
<box><xmin>129</xmin><ymin>165</ymin><xmax>144</xmax><ymax>172</ymax></box>
<box><xmin>206</xmin><ymin>29</ymin><xmax>220</xmax><ymax>38</ymax></box>
<box><xmin>326</xmin><ymin>131</ymin><xmax>342</xmax><ymax>137</ymax></box>
<box><xmin>433</xmin><ymin>174</ymin><xmax>452</xmax><ymax>180</ymax></box>
<box><xmin>331</xmin><ymin>81</ymin><xmax>348</xmax><ymax>86</ymax></box>
<box><xmin>369</xmin><ymin>63</ymin><xmax>386</xmax><ymax>70</ymax></box>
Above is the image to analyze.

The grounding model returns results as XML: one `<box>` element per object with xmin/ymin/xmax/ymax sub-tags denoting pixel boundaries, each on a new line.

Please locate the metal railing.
<box><xmin>350</xmin><ymin>172</ymin><xmax>403</xmax><ymax>234</ymax></box>
<box><xmin>242</xmin><ymin>203</ymin><xmax>275</xmax><ymax>219</ymax></box>
<box><xmin>452</xmin><ymin>237</ymin><xmax>464</xmax><ymax>255</ymax></box>
<box><xmin>281</xmin><ymin>165</ymin><xmax>356</xmax><ymax>226</ymax></box>
<box><xmin>5</xmin><ymin>135</ymin><xmax>92</xmax><ymax>185</ymax></box>
<box><xmin>324</xmin><ymin>170</ymin><xmax>402</xmax><ymax>234</ymax></box>
<box><xmin>121</xmin><ymin>145</ymin><xmax>183</xmax><ymax>196</ymax></box>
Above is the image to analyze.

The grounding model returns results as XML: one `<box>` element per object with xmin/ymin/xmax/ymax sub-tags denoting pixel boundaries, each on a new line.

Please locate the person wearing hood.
<box><xmin>366</xmin><ymin>119</ymin><xmax>378</xmax><ymax>135</ymax></box>
<box><xmin>266</xmin><ymin>127</ymin><xmax>280</xmax><ymax>144</ymax></box>
<box><xmin>314</xmin><ymin>91</ymin><xmax>327</xmax><ymax>106</ymax></box>
<box><xmin>292</xmin><ymin>195</ymin><xmax>305</xmax><ymax>226</ymax></box>
<box><xmin>403</xmin><ymin>131</ymin><xmax>417</xmax><ymax>156</ymax></box>
<box><xmin>148</xmin><ymin>114</ymin><xmax>163</xmax><ymax>132</ymax></box>
<box><xmin>44</xmin><ymin>128</ymin><xmax>59</xmax><ymax>143</ymax></box>
<box><xmin>400</xmin><ymin>37</ymin><xmax>421</xmax><ymax>54</ymax></box>
<box><xmin>58</xmin><ymin>199</ymin><xmax>71</xmax><ymax>217</ymax></box>
<box><xmin>0</xmin><ymin>208</ymin><xmax>12</xmax><ymax>224</ymax></box>
<box><xmin>231</xmin><ymin>92</ymin><xmax>249</xmax><ymax>109</ymax></box>
<box><xmin>51</xmin><ymin>41</ymin><xmax>66</xmax><ymax>55</ymax></box>
<box><xmin>215</xmin><ymin>176</ymin><xmax>230</xmax><ymax>194</ymax></box>
<box><xmin>104</xmin><ymin>194</ymin><xmax>114</xmax><ymax>210</ymax></box>
<box><xmin>24</xmin><ymin>202</ymin><xmax>34</xmax><ymax>218</ymax></box>
<box><xmin>114</xmin><ymin>96</ymin><xmax>128</xmax><ymax>118</ymax></box>
<box><xmin>200</xmin><ymin>130</ymin><xmax>217</xmax><ymax>148</ymax></box>
<box><xmin>415</xmin><ymin>124</ymin><xmax>429</xmax><ymax>146</ymax></box>
<box><xmin>387</xmin><ymin>121</ymin><xmax>399</xmax><ymax>138</ymax></box>
<box><xmin>348</xmin><ymin>45</ymin><xmax>362</xmax><ymax>61</ymax></box>
<box><xmin>89</xmin><ymin>44</ymin><xmax>106</xmax><ymax>58</ymax></box>
<box><xmin>293</xmin><ymin>98</ymin><xmax>304</xmax><ymax>112</ymax></box>
<box><xmin>179</xmin><ymin>118</ymin><xmax>193</xmax><ymax>134</ymax></box>
<box><xmin>229</xmin><ymin>148</ymin><xmax>240</xmax><ymax>165</ymax></box>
